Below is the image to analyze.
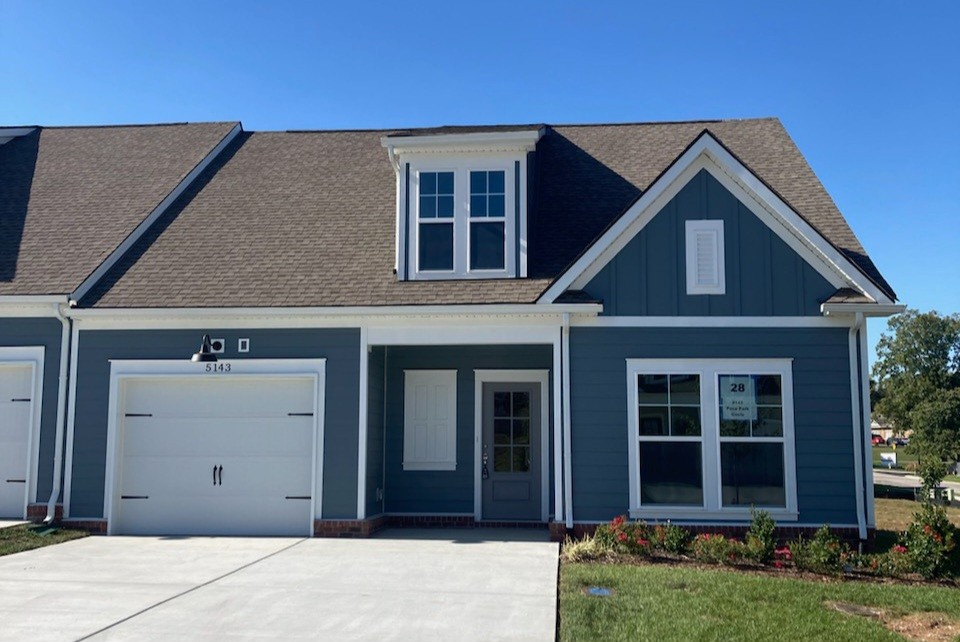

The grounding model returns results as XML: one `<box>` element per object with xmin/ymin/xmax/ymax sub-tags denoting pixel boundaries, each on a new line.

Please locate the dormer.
<box><xmin>382</xmin><ymin>128</ymin><xmax>544</xmax><ymax>280</ymax></box>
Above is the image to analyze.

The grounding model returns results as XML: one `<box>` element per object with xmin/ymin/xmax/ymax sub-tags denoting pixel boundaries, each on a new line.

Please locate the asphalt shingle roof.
<box><xmin>0</xmin><ymin>122</ymin><xmax>238</xmax><ymax>295</ymax></box>
<box><xmin>79</xmin><ymin>118</ymin><xmax>894</xmax><ymax>308</ymax></box>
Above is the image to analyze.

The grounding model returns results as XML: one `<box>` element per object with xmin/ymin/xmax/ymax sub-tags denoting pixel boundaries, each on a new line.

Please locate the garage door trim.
<box><xmin>0</xmin><ymin>346</ymin><xmax>45</xmax><ymax>520</ymax></box>
<box><xmin>102</xmin><ymin>358</ymin><xmax>326</xmax><ymax>536</ymax></box>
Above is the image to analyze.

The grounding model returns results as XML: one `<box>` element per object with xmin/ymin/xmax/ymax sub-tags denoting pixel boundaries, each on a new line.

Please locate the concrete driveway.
<box><xmin>0</xmin><ymin>529</ymin><xmax>559</xmax><ymax>642</ymax></box>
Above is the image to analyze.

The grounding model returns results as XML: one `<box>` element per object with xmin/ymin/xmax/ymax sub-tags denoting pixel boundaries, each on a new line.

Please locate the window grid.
<box><xmin>418</xmin><ymin>171</ymin><xmax>455</xmax><ymax>272</ymax></box>
<box><xmin>492</xmin><ymin>391</ymin><xmax>530</xmax><ymax>473</ymax></box>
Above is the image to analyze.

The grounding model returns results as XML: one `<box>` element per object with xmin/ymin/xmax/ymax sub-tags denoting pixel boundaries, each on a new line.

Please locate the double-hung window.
<box><xmin>411</xmin><ymin>164</ymin><xmax>515</xmax><ymax>278</ymax></box>
<box><xmin>626</xmin><ymin>359</ymin><xmax>797</xmax><ymax>520</ymax></box>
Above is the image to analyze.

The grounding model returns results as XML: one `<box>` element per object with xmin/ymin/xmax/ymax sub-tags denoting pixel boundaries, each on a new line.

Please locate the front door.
<box><xmin>481</xmin><ymin>382</ymin><xmax>541</xmax><ymax>520</ymax></box>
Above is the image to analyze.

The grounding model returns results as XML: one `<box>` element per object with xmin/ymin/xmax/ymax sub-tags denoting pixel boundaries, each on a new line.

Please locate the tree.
<box><xmin>873</xmin><ymin>309</ymin><xmax>960</xmax><ymax>488</ymax></box>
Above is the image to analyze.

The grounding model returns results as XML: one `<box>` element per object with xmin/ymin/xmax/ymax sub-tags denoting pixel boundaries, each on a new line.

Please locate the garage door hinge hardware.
<box><xmin>125</xmin><ymin>413</ymin><xmax>153</xmax><ymax>417</ymax></box>
<box><xmin>285</xmin><ymin>496</ymin><xmax>310</xmax><ymax>500</ymax></box>
<box><xmin>121</xmin><ymin>495</ymin><xmax>149</xmax><ymax>499</ymax></box>
<box><xmin>10</xmin><ymin>398</ymin><xmax>30</xmax><ymax>402</ymax></box>
<box><xmin>213</xmin><ymin>465</ymin><xmax>223</xmax><ymax>486</ymax></box>
<box><xmin>288</xmin><ymin>412</ymin><xmax>313</xmax><ymax>417</ymax></box>
<box><xmin>5</xmin><ymin>479</ymin><xmax>25</xmax><ymax>483</ymax></box>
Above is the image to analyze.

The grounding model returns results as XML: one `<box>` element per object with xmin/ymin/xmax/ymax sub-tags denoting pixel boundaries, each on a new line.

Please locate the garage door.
<box><xmin>0</xmin><ymin>364</ymin><xmax>33</xmax><ymax>519</ymax></box>
<box><xmin>115</xmin><ymin>376</ymin><xmax>316</xmax><ymax>536</ymax></box>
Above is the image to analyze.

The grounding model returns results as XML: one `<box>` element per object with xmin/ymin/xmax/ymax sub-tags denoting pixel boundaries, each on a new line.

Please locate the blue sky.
<box><xmin>2</xmin><ymin>1</ymin><xmax>957</xmax><ymax>362</ymax></box>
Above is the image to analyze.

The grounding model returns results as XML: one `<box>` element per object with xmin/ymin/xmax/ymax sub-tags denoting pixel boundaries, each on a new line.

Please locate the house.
<box><xmin>0</xmin><ymin>118</ymin><xmax>903</xmax><ymax>542</ymax></box>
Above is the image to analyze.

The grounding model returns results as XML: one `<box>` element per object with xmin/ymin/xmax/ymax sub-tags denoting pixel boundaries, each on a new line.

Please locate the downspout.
<box><xmin>44</xmin><ymin>303</ymin><xmax>71</xmax><ymax>523</ymax></box>
<box><xmin>859</xmin><ymin>326</ymin><xmax>876</xmax><ymax>529</ymax></box>
<box><xmin>848</xmin><ymin>312</ymin><xmax>867</xmax><ymax>542</ymax></box>
<box><xmin>562</xmin><ymin>313</ymin><xmax>574</xmax><ymax>529</ymax></box>
<box><xmin>386</xmin><ymin>145</ymin><xmax>401</xmax><ymax>275</ymax></box>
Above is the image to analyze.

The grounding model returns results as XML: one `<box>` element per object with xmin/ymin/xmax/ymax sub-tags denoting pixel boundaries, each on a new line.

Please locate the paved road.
<box><xmin>0</xmin><ymin>529</ymin><xmax>559</xmax><ymax>642</ymax></box>
<box><xmin>874</xmin><ymin>469</ymin><xmax>960</xmax><ymax>491</ymax></box>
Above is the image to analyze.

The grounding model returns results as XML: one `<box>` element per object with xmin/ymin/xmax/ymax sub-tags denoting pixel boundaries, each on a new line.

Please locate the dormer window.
<box><xmin>383</xmin><ymin>129</ymin><xmax>543</xmax><ymax>281</ymax></box>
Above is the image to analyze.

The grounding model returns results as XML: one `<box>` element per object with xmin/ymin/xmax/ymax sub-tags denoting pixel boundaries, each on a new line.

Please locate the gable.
<box><xmin>583</xmin><ymin>168</ymin><xmax>837</xmax><ymax>316</ymax></box>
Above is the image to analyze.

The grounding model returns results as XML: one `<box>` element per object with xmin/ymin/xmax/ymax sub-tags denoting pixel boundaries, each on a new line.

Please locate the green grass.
<box><xmin>560</xmin><ymin>562</ymin><xmax>960</xmax><ymax>642</ymax></box>
<box><xmin>0</xmin><ymin>524</ymin><xmax>88</xmax><ymax>557</ymax></box>
<box><xmin>873</xmin><ymin>496</ymin><xmax>960</xmax><ymax>552</ymax></box>
<box><xmin>946</xmin><ymin>475</ymin><xmax>960</xmax><ymax>484</ymax></box>
<box><xmin>871</xmin><ymin>445</ymin><xmax>918</xmax><ymax>469</ymax></box>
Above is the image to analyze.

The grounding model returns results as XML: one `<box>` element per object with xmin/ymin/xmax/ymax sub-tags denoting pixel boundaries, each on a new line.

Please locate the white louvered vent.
<box><xmin>685</xmin><ymin>220</ymin><xmax>725</xmax><ymax>295</ymax></box>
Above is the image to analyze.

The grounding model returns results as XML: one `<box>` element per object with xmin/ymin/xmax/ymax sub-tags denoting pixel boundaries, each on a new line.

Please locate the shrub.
<box><xmin>901</xmin><ymin>502</ymin><xmax>957</xmax><ymax>579</ymax></box>
<box><xmin>653</xmin><ymin>522</ymin><xmax>691</xmax><ymax>556</ymax></box>
<box><xmin>561</xmin><ymin>535</ymin><xmax>611</xmax><ymax>562</ymax></box>
<box><xmin>691</xmin><ymin>533</ymin><xmax>744</xmax><ymax>565</ymax></box>
<box><xmin>789</xmin><ymin>525</ymin><xmax>846</xmax><ymax>575</ymax></box>
<box><xmin>597</xmin><ymin>515</ymin><xmax>653</xmax><ymax>556</ymax></box>
<box><xmin>853</xmin><ymin>546</ymin><xmax>912</xmax><ymax>578</ymax></box>
<box><xmin>744</xmin><ymin>508</ymin><xmax>777</xmax><ymax>564</ymax></box>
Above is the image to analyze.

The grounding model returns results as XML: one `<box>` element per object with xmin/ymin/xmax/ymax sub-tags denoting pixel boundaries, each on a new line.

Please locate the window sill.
<box><xmin>628</xmin><ymin>508</ymin><xmax>799</xmax><ymax>522</ymax></box>
<box><xmin>402</xmin><ymin>461</ymin><xmax>457</xmax><ymax>472</ymax></box>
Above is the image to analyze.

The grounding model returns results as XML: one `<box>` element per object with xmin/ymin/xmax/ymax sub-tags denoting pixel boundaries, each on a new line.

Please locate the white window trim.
<box><xmin>626</xmin><ymin>358</ymin><xmax>798</xmax><ymax>521</ymax></box>
<box><xmin>685</xmin><ymin>219</ymin><xmax>725</xmax><ymax>295</ymax></box>
<box><xmin>407</xmin><ymin>155</ymin><xmax>519</xmax><ymax>280</ymax></box>
<box><xmin>402</xmin><ymin>369</ymin><xmax>458</xmax><ymax>471</ymax></box>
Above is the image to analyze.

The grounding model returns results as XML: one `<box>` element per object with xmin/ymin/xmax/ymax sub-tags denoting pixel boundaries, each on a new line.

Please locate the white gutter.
<box><xmin>822</xmin><ymin>303</ymin><xmax>905</xmax><ymax>317</ymax></box>
<box><xmin>0</xmin><ymin>295</ymin><xmax>72</xmax><ymax>304</ymax></box>
<box><xmin>44</xmin><ymin>303</ymin><xmax>71</xmax><ymax>523</ymax></box>
<box><xmin>67</xmin><ymin>303</ymin><xmax>603</xmax><ymax>320</ymax></box>
<box><xmin>561</xmin><ymin>313</ymin><xmax>574</xmax><ymax>529</ymax></box>
<box><xmin>848</xmin><ymin>312</ymin><xmax>867</xmax><ymax>541</ymax></box>
<box><xmin>386</xmin><ymin>144</ymin><xmax>401</xmax><ymax>274</ymax></box>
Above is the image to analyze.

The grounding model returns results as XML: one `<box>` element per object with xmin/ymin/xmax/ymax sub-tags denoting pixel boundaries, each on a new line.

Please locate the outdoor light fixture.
<box><xmin>190</xmin><ymin>334</ymin><xmax>218</xmax><ymax>363</ymax></box>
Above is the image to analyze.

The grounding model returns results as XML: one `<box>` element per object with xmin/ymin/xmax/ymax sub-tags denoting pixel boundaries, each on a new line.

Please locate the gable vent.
<box><xmin>685</xmin><ymin>220</ymin><xmax>725</xmax><ymax>295</ymax></box>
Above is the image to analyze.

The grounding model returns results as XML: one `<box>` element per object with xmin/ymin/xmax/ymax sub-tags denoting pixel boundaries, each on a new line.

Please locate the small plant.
<box><xmin>772</xmin><ymin>546</ymin><xmax>792</xmax><ymax>569</ymax></box>
<box><xmin>788</xmin><ymin>525</ymin><xmax>846</xmax><ymax>575</ymax></box>
<box><xmin>598</xmin><ymin>515</ymin><xmax>653</xmax><ymax>556</ymax></box>
<box><xmin>691</xmin><ymin>533</ymin><xmax>744</xmax><ymax>565</ymax></box>
<box><xmin>653</xmin><ymin>521</ymin><xmax>691</xmax><ymax>556</ymax></box>
<box><xmin>561</xmin><ymin>535</ymin><xmax>611</xmax><ymax>562</ymax></box>
<box><xmin>901</xmin><ymin>502</ymin><xmax>957</xmax><ymax>579</ymax></box>
<box><xmin>744</xmin><ymin>508</ymin><xmax>777</xmax><ymax>564</ymax></box>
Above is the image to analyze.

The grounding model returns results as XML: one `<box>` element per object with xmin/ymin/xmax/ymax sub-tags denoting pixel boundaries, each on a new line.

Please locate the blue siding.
<box><xmin>584</xmin><ymin>169</ymin><xmax>836</xmax><ymax>316</ymax></box>
<box><xmin>383</xmin><ymin>345</ymin><xmax>554</xmax><ymax>515</ymax></box>
<box><xmin>69</xmin><ymin>328</ymin><xmax>360</xmax><ymax>519</ymax></box>
<box><xmin>0</xmin><ymin>317</ymin><xmax>64</xmax><ymax>503</ymax></box>
<box><xmin>366</xmin><ymin>346</ymin><xmax>385</xmax><ymax>517</ymax></box>
<box><xmin>569</xmin><ymin>326</ymin><xmax>857</xmax><ymax>525</ymax></box>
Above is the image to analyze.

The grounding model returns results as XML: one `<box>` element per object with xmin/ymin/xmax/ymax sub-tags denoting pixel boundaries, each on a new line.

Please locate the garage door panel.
<box><xmin>115</xmin><ymin>374</ymin><xmax>318</xmax><ymax>536</ymax></box>
<box><xmin>124</xmin><ymin>378</ymin><xmax>314</xmax><ymax>419</ymax></box>
<box><xmin>122</xmin><ymin>417</ymin><xmax>313</xmax><ymax>458</ymax></box>
<box><xmin>0</xmin><ymin>365</ymin><xmax>32</xmax><ymax>518</ymax></box>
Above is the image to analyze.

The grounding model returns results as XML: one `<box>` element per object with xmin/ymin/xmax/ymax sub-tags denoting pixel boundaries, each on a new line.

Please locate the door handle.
<box><xmin>482</xmin><ymin>444</ymin><xmax>489</xmax><ymax>480</ymax></box>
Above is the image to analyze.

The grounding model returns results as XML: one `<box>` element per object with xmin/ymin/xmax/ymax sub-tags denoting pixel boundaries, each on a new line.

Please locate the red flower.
<box><xmin>774</xmin><ymin>560</ymin><xmax>782</xmax><ymax>569</ymax></box>
<box><xmin>611</xmin><ymin>516</ymin><xmax>625</xmax><ymax>528</ymax></box>
<box><xmin>617</xmin><ymin>532</ymin><xmax>628</xmax><ymax>542</ymax></box>
<box><xmin>637</xmin><ymin>538</ymin><xmax>650</xmax><ymax>547</ymax></box>
<box><xmin>893</xmin><ymin>545</ymin><xmax>907</xmax><ymax>554</ymax></box>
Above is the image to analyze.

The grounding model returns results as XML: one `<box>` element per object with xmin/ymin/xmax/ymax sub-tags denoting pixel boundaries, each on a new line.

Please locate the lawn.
<box><xmin>873</xmin><ymin>497</ymin><xmax>960</xmax><ymax>552</ymax></box>
<box><xmin>872</xmin><ymin>445</ymin><xmax>918</xmax><ymax>469</ymax></box>
<box><xmin>561</xmin><ymin>562</ymin><xmax>960</xmax><ymax>642</ymax></box>
<box><xmin>0</xmin><ymin>524</ymin><xmax>88</xmax><ymax>557</ymax></box>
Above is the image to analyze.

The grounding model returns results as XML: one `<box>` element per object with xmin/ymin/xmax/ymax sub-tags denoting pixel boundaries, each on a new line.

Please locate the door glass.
<box><xmin>491</xmin><ymin>389</ymin><xmax>532</xmax><ymax>473</ymax></box>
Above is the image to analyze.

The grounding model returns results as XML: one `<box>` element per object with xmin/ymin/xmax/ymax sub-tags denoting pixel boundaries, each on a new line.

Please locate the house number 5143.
<box><xmin>205</xmin><ymin>363</ymin><xmax>232</xmax><ymax>373</ymax></box>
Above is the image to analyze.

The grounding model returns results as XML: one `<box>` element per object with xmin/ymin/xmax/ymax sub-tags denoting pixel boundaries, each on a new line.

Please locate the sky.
<box><xmin>2</xmin><ymin>1</ymin><xmax>958</xmax><ymax>363</ymax></box>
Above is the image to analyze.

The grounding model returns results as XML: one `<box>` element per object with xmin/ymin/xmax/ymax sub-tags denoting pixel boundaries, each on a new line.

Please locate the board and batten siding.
<box><xmin>382</xmin><ymin>345</ymin><xmax>553</xmax><ymax>515</ymax></box>
<box><xmin>569</xmin><ymin>326</ymin><xmax>857</xmax><ymax>525</ymax></box>
<box><xmin>0</xmin><ymin>317</ymin><xmax>63</xmax><ymax>503</ymax></box>
<box><xmin>584</xmin><ymin>169</ymin><xmax>837</xmax><ymax>316</ymax></box>
<box><xmin>366</xmin><ymin>346</ymin><xmax>386</xmax><ymax>517</ymax></box>
<box><xmin>68</xmin><ymin>328</ymin><xmax>360</xmax><ymax>519</ymax></box>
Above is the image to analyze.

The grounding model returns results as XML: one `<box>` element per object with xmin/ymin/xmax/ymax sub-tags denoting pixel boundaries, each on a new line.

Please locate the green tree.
<box><xmin>873</xmin><ymin>309</ymin><xmax>960</xmax><ymax>489</ymax></box>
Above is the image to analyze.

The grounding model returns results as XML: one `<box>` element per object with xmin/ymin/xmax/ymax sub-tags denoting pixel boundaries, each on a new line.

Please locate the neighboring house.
<box><xmin>0</xmin><ymin>118</ymin><xmax>903</xmax><ymax>542</ymax></box>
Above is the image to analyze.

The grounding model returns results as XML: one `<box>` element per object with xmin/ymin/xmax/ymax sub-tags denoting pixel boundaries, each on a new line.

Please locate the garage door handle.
<box><xmin>213</xmin><ymin>465</ymin><xmax>223</xmax><ymax>486</ymax></box>
<box><xmin>285</xmin><ymin>496</ymin><xmax>310</xmax><ymax>500</ymax></box>
<box><xmin>5</xmin><ymin>479</ymin><xmax>25</xmax><ymax>483</ymax></box>
<box><xmin>121</xmin><ymin>495</ymin><xmax>149</xmax><ymax>499</ymax></box>
<box><xmin>218</xmin><ymin>465</ymin><xmax>223</xmax><ymax>486</ymax></box>
<box><xmin>11</xmin><ymin>398</ymin><xmax>30</xmax><ymax>402</ymax></box>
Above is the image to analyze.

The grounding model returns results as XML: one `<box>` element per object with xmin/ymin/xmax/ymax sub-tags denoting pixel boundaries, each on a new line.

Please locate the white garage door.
<box><xmin>116</xmin><ymin>376</ymin><xmax>316</xmax><ymax>536</ymax></box>
<box><xmin>0</xmin><ymin>364</ymin><xmax>33</xmax><ymax>519</ymax></box>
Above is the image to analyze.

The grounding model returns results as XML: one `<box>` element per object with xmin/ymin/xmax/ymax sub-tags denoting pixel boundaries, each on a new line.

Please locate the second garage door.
<box><xmin>115</xmin><ymin>375</ymin><xmax>317</xmax><ymax>536</ymax></box>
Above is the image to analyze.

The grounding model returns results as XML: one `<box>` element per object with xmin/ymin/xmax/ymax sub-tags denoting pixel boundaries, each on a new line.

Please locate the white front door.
<box><xmin>115</xmin><ymin>376</ymin><xmax>316</xmax><ymax>536</ymax></box>
<box><xmin>0</xmin><ymin>364</ymin><xmax>33</xmax><ymax>518</ymax></box>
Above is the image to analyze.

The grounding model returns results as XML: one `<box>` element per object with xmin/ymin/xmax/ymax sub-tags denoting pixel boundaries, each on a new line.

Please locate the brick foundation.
<box><xmin>26</xmin><ymin>503</ymin><xmax>62</xmax><ymax>521</ymax></box>
<box><xmin>569</xmin><ymin>522</ymin><xmax>874</xmax><ymax>545</ymax></box>
<box><xmin>549</xmin><ymin>521</ymin><xmax>569</xmax><ymax>542</ymax></box>
<box><xmin>314</xmin><ymin>515</ymin><xmax>550</xmax><ymax>538</ymax></box>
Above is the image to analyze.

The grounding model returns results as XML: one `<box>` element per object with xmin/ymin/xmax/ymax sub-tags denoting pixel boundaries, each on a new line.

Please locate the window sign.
<box><xmin>720</xmin><ymin>375</ymin><xmax>757</xmax><ymax>422</ymax></box>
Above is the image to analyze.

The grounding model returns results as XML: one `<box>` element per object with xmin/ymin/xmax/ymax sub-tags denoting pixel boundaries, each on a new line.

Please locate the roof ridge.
<box><xmin>34</xmin><ymin>121</ymin><xmax>240</xmax><ymax>130</ymax></box>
